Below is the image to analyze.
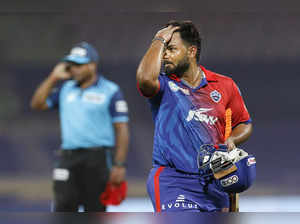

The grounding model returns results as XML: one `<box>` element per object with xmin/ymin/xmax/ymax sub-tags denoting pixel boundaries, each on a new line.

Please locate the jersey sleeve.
<box><xmin>227</xmin><ymin>80</ymin><xmax>251</xmax><ymax>128</ymax></box>
<box><xmin>109</xmin><ymin>88</ymin><xmax>129</xmax><ymax>123</ymax></box>
<box><xmin>148</xmin><ymin>75</ymin><xmax>167</xmax><ymax>104</ymax></box>
<box><xmin>137</xmin><ymin>73</ymin><xmax>167</xmax><ymax>97</ymax></box>
<box><xmin>46</xmin><ymin>84</ymin><xmax>63</xmax><ymax>109</ymax></box>
<box><xmin>147</xmin><ymin>75</ymin><xmax>168</xmax><ymax>120</ymax></box>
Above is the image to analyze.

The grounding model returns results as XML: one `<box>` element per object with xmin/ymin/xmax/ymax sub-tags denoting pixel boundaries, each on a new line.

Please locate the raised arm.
<box><xmin>30</xmin><ymin>63</ymin><xmax>71</xmax><ymax>110</ymax></box>
<box><xmin>136</xmin><ymin>25</ymin><xmax>178</xmax><ymax>97</ymax></box>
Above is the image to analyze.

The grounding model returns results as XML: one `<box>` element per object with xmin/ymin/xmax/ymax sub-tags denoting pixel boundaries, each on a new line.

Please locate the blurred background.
<box><xmin>1</xmin><ymin>0</ymin><xmax>300</xmax><ymax>213</ymax></box>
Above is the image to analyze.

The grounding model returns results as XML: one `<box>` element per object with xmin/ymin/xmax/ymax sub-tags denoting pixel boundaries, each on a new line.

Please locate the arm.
<box><xmin>136</xmin><ymin>25</ymin><xmax>178</xmax><ymax>97</ymax></box>
<box><xmin>109</xmin><ymin>122</ymin><xmax>130</xmax><ymax>185</ymax></box>
<box><xmin>225</xmin><ymin>123</ymin><xmax>253</xmax><ymax>150</ymax></box>
<box><xmin>225</xmin><ymin>79</ymin><xmax>252</xmax><ymax>150</ymax></box>
<box><xmin>30</xmin><ymin>63</ymin><xmax>71</xmax><ymax>110</ymax></box>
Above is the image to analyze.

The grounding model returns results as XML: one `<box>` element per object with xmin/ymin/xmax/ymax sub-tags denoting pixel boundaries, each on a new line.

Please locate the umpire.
<box><xmin>30</xmin><ymin>42</ymin><xmax>129</xmax><ymax>212</ymax></box>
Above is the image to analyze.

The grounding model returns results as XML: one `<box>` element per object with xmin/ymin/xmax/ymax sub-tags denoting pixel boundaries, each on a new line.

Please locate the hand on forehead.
<box><xmin>168</xmin><ymin>32</ymin><xmax>183</xmax><ymax>46</ymax></box>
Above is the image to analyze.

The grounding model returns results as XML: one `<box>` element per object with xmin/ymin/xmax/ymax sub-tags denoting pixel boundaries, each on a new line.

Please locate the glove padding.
<box><xmin>210</xmin><ymin>147</ymin><xmax>249</xmax><ymax>179</ymax></box>
<box><xmin>197</xmin><ymin>144</ymin><xmax>248</xmax><ymax>179</ymax></box>
<box><xmin>198</xmin><ymin>144</ymin><xmax>256</xmax><ymax>193</ymax></box>
<box><xmin>211</xmin><ymin>147</ymin><xmax>248</xmax><ymax>165</ymax></box>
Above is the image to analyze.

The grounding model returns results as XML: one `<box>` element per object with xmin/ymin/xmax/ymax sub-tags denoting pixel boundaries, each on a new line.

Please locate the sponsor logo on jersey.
<box><xmin>220</xmin><ymin>175</ymin><xmax>239</xmax><ymax>187</ymax></box>
<box><xmin>82</xmin><ymin>92</ymin><xmax>105</xmax><ymax>104</ymax></box>
<box><xmin>175</xmin><ymin>194</ymin><xmax>185</xmax><ymax>202</ymax></box>
<box><xmin>210</xmin><ymin>90</ymin><xmax>222</xmax><ymax>103</ymax></box>
<box><xmin>186</xmin><ymin>108</ymin><xmax>218</xmax><ymax>125</ymax></box>
<box><xmin>168</xmin><ymin>81</ymin><xmax>190</xmax><ymax>95</ymax></box>
<box><xmin>247</xmin><ymin>157</ymin><xmax>256</xmax><ymax>166</ymax></box>
<box><xmin>161</xmin><ymin>195</ymin><xmax>199</xmax><ymax>210</ymax></box>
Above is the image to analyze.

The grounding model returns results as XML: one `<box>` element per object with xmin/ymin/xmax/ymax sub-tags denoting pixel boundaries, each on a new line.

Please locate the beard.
<box><xmin>73</xmin><ymin>72</ymin><xmax>91</xmax><ymax>86</ymax></box>
<box><xmin>164</xmin><ymin>57</ymin><xmax>190</xmax><ymax>78</ymax></box>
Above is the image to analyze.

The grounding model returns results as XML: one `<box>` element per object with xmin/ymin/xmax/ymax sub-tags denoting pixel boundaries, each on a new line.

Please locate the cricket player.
<box><xmin>136</xmin><ymin>21</ymin><xmax>252</xmax><ymax>212</ymax></box>
<box><xmin>31</xmin><ymin>42</ymin><xmax>129</xmax><ymax>212</ymax></box>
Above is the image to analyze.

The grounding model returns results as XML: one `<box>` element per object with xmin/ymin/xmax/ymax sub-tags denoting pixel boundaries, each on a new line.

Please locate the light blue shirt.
<box><xmin>47</xmin><ymin>75</ymin><xmax>129</xmax><ymax>150</ymax></box>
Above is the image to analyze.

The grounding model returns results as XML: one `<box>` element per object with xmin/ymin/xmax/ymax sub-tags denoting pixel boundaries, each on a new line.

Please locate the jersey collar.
<box><xmin>168</xmin><ymin>66</ymin><xmax>209</xmax><ymax>90</ymax></box>
<box><xmin>200</xmin><ymin>65</ymin><xmax>218</xmax><ymax>82</ymax></box>
<box><xmin>75</xmin><ymin>73</ymin><xmax>101</xmax><ymax>88</ymax></box>
<box><xmin>89</xmin><ymin>73</ymin><xmax>102</xmax><ymax>87</ymax></box>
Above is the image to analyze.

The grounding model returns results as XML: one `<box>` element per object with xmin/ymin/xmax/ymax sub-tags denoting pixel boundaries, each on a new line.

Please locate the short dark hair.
<box><xmin>165</xmin><ymin>20</ymin><xmax>202</xmax><ymax>64</ymax></box>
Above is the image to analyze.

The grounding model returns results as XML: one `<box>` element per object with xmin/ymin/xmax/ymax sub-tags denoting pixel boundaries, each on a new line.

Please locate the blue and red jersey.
<box><xmin>140</xmin><ymin>66</ymin><xmax>251</xmax><ymax>174</ymax></box>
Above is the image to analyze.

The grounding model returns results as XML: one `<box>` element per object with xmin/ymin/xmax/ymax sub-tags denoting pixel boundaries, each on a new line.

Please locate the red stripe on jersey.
<box><xmin>169</xmin><ymin>74</ymin><xmax>181</xmax><ymax>82</ymax></box>
<box><xmin>154</xmin><ymin>166</ymin><xmax>165</xmax><ymax>212</ymax></box>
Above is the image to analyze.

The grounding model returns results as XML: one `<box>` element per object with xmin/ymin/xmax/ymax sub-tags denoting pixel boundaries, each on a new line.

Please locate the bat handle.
<box><xmin>229</xmin><ymin>193</ymin><xmax>239</xmax><ymax>212</ymax></box>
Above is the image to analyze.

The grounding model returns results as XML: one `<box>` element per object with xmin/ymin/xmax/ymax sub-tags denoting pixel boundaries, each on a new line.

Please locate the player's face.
<box><xmin>68</xmin><ymin>63</ymin><xmax>93</xmax><ymax>83</ymax></box>
<box><xmin>163</xmin><ymin>32</ymin><xmax>190</xmax><ymax>78</ymax></box>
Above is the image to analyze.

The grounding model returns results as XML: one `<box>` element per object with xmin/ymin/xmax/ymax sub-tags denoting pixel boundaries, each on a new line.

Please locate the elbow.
<box><xmin>136</xmin><ymin>68</ymin><xmax>146</xmax><ymax>84</ymax></box>
<box><xmin>30</xmin><ymin>99</ymin><xmax>38</xmax><ymax>110</ymax></box>
<box><xmin>136</xmin><ymin>67</ymin><xmax>159</xmax><ymax>97</ymax></box>
<box><xmin>242</xmin><ymin>122</ymin><xmax>253</xmax><ymax>143</ymax></box>
<box><xmin>247</xmin><ymin>123</ymin><xmax>253</xmax><ymax>138</ymax></box>
<box><xmin>244</xmin><ymin>122</ymin><xmax>253</xmax><ymax>133</ymax></box>
<box><xmin>137</xmin><ymin>78</ymin><xmax>154</xmax><ymax>90</ymax></box>
<box><xmin>136</xmin><ymin>70</ymin><xmax>155</xmax><ymax>88</ymax></box>
<box><xmin>136</xmin><ymin>66</ymin><xmax>152</xmax><ymax>84</ymax></box>
<box><xmin>30</xmin><ymin>102</ymin><xmax>40</xmax><ymax>111</ymax></box>
<box><xmin>30</xmin><ymin>99</ymin><xmax>46</xmax><ymax>111</ymax></box>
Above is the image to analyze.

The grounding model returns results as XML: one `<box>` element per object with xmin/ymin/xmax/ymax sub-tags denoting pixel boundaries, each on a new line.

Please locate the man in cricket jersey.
<box><xmin>136</xmin><ymin>21</ymin><xmax>252</xmax><ymax>212</ymax></box>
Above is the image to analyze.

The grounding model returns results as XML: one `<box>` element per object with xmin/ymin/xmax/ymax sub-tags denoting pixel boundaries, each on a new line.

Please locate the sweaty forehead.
<box><xmin>168</xmin><ymin>32</ymin><xmax>184</xmax><ymax>46</ymax></box>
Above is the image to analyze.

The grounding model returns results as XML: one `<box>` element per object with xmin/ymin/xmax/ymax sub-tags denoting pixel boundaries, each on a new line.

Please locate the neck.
<box><xmin>181</xmin><ymin>63</ymin><xmax>202</xmax><ymax>87</ymax></box>
<box><xmin>79</xmin><ymin>73</ymin><xmax>97</xmax><ymax>89</ymax></box>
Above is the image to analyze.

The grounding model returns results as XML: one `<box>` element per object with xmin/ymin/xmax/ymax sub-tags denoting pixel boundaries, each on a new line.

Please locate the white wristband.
<box><xmin>152</xmin><ymin>37</ymin><xmax>167</xmax><ymax>47</ymax></box>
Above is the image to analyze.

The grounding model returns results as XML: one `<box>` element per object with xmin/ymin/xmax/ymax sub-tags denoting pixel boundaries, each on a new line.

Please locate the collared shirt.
<box><xmin>146</xmin><ymin>66</ymin><xmax>251</xmax><ymax>174</ymax></box>
<box><xmin>47</xmin><ymin>75</ymin><xmax>129</xmax><ymax>150</ymax></box>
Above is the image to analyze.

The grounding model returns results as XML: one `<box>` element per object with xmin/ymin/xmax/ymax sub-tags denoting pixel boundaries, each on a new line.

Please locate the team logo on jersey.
<box><xmin>168</xmin><ymin>81</ymin><xmax>190</xmax><ymax>95</ymax></box>
<box><xmin>247</xmin><ymin>157</ymin><xmax>256</xmax><ymax>166</ymax></box>
<box><xmin>220</xmin><ymin>175</ymin><xmax>239</xmax><ymax>187</ymax></box>
<box><xmin>82</xmin><ymin>92</ymin><xmax>105</xmax><ymax>104</ymax></box>
<box><xmin>186</xmin><ymin>108</ymin><xmax>218</xmax><ymax>126</ymax></box>
<box><xmin>210</xmin><ymin>90</ymin><xmax>221</xmax><ymax>103</ymax></box>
